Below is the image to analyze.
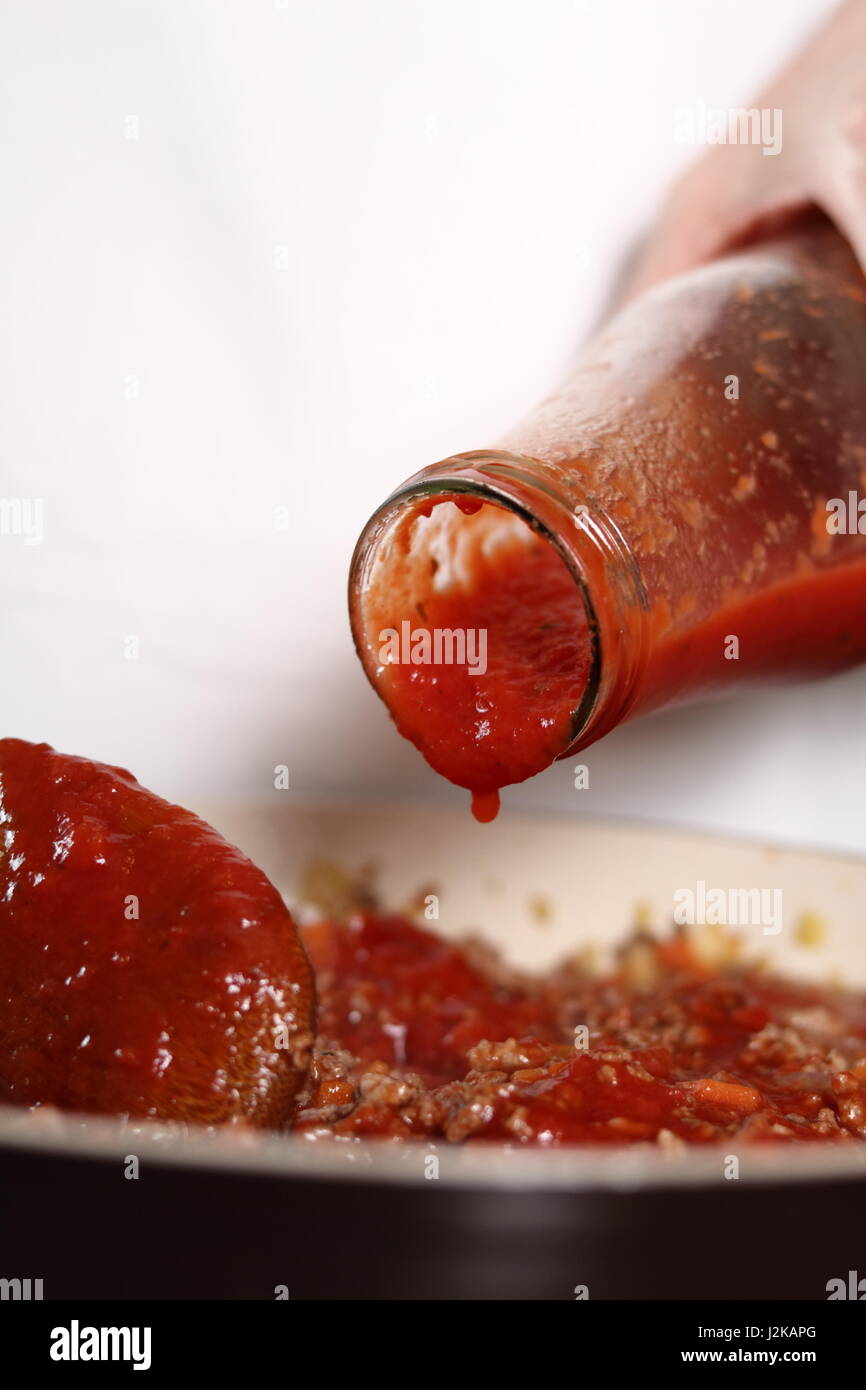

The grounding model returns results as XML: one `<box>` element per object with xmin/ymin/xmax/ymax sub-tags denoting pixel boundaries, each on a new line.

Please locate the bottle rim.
<box><xmin>348</xmin><ymin>450</ymin><xmax>650</xmax><ymax>758</ymax></box>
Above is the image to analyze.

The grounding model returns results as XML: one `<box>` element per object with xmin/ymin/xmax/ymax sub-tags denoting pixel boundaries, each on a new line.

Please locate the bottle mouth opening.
<box><xmin>348</xmin><ymin>458</ymin><xmax>612</xmax><ymax>797</ymax></box>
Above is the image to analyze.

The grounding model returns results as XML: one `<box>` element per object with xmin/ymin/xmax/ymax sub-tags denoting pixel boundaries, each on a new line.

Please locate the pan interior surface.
<box><xmin>1</xmin><ymin>801</ymin><xmax>864</xmax><ymax>1190</ymax></box>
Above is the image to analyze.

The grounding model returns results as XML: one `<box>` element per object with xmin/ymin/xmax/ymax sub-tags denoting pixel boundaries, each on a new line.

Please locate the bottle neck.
<box><xmin>349</xmin><ymin>449</ymin><xmax>651</xmax><ymax>756</ymax></box>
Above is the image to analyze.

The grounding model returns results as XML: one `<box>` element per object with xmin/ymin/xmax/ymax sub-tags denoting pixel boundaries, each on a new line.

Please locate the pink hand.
<box><xmin>624</xmin><ymin>0</ymin><xmax>866</xmax><ymax>300</ymax></box>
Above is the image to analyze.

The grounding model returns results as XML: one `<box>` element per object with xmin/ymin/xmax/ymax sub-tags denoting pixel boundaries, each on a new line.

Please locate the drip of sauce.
<box><xmin>470</xmin><ymin>789</ymin><xmax>501</xmax><ymax>823</ymax></box>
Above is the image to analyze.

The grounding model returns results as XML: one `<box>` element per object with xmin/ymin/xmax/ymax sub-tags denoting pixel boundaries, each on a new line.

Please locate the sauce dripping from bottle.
<box><xmin>470</xmin><ymin>789</ymin><xmax>501</xmax><ymax>823</ymax></box>
<box><xmin>361</xmin><ymin>499</ymin><xmax>594</xmax><ymax>823</ymax></box>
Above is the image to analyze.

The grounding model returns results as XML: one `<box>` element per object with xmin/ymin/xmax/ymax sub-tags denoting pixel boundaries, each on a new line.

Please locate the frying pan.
<box><xmin>1</xmin><ymin>803</ymin><xmax>863</xmax><ymax>1300</ymax></box>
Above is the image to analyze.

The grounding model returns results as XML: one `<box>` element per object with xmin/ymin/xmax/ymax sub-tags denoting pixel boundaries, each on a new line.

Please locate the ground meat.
<box><xmin>295</xmin><ymin>912</ymin><xmax>866</xmax><ymax>1146</ymax></box>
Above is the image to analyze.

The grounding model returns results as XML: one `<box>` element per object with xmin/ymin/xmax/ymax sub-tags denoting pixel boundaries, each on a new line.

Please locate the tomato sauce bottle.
<box><xmin>349</xmin><ymin>215</ymin><xmax>866</xmax><ymax>820</ymax></box>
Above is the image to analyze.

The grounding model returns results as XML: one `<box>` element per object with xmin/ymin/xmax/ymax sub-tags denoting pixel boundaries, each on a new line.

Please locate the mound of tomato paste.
<box><xmin>0</xmin><ymin>739</ymin><xmax>315</xmax><ymax>1126</ymax></box>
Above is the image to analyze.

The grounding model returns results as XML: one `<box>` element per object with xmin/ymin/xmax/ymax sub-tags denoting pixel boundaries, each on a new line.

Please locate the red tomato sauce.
<box><xmin>638</xmin><ymin>553</ymin><xmax>866</xmax><ymax>710</ymax></box>
<box><xmin>298</xmin><ymin>912</ymin><xmax>866</xmax><ymax>1145</ymax></box>
<box><xmin>0</xmin><ymin>738</ymin><xmax>315</xmax><ymax>1126</ymax></box>
<box><xmin>372</xmin><ymin>504</ymin><xmax>593</xmax><ymax>823</ymax></box>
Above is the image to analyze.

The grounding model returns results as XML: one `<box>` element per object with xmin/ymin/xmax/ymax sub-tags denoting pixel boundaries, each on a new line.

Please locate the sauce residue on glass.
<box><xmin>362</xmin><ymin>498</ymin><xmax>593</xmax><ymax>822</ymax></box>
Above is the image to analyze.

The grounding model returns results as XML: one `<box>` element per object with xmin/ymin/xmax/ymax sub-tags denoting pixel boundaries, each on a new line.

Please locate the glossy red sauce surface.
<box><xmin>0</xmin><ymin>739</ymin><xmax>314</xmax><ymax>1126</ymax></box>
<box><xmin>299</xmin><ymin>912</ymin><xmax>866</xmax><ymax>1145</ymax></box>
<box><xmin>375</xmin><ymin>511</ymin><xmax>593</xmax><ymax>822</ymax></box>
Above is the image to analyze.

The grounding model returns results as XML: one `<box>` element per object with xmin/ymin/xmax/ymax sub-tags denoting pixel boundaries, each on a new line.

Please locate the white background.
<box><xmin>2</xmin><ymin>0</ymin><xmax>863</xmax><ymax>852</ymax></box>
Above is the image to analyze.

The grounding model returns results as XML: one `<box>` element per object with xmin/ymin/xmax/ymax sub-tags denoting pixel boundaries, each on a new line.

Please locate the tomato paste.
<box><xmin>0</xmin><ymin>738</ymin><xmax>315</xmax><ymax>1126</ymax></box>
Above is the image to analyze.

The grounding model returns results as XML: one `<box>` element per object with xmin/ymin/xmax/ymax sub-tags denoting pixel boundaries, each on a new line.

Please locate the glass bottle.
<box><xmin>349</xmin><ymin>215</ymin><xmax>866</xmax><ymax>818</ymax></box>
